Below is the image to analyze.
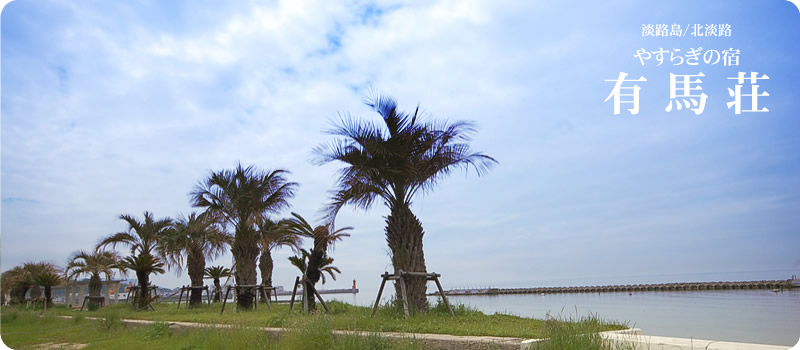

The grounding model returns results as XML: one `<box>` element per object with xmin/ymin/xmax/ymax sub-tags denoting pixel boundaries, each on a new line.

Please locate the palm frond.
<box><xmin>118</xmin><ymin>254</ymin><xmax>166</xmax><ymax>276</ymax></box>
<box><xmin>314</xmin><ymin>94</ymin><xmax>497</xmax><ymax>226</ymax></box>
<box><xmin>65</xmin><ymin>249</ymin><xmax>123</xmax><ymax>282</ymax></box>
<box><xmin>161</xmin><ymin>211</ymin><xmax>230</xmax><ymax>276</ymax></box>
<box><xmin>33</xmin><ymin>271</ymin><xmax>63</xmax><ymax>287</ymax></box>
<box><xmin>204</xmin><ymin>266</ymin><xmax>231</xmax><ymax>279</ymax></box>
<box><xmin>192</xmin><ymin>164</ymin><xmax>298</xmax><ymax>245</ymax></box>
<box><xmin>97</xmin><ymin>232</ymin><xmax>138</xmax><ymax>254</ymax></box>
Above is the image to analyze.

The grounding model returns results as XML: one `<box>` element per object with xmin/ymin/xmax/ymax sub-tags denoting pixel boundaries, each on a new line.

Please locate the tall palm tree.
<box><xmin>257</xmin><ymin>219</ymin><xmax>301</xmax><ymax>301</ymax></box>
<box><xmin>204</xmin><ymin>266</ymin><xmax>231</xmax><ymax>303</ymax></box>
<box><xmin>98</xmin><ymin>212</ymin><xmax>172</xmax><ymax>309</ymax></box>
<box><xmin>288</xmin><ymin>249</ymin><xmax>341</xmax><ymax>285</ymax></box>
<box><xmin>314</xmin><ymin>95</ymin><xmax>496</xmax><ymax>312</ymax></box>
<box><xmin>284</xmin><ymin>212</ymin><xmax>350</xmax><ymax>311</ymax></box>
<box><xmin>117</xmin><ymin>254</ymin><xmax>165</xmax><ymax>308</ymax></box>
<box><xmin>161</xmin><ymin>212</ymin><xmax>229</xmax><ymax>306</ymax></box>
<box><xmin>192</xmin><ymin>164</ymin><xmax>297</xmax><ymax>310</ymax></box>
<box><xmin>65</xmin><ymin>250</ymin><xmax>125</xmax><ymax>309</ymax></box>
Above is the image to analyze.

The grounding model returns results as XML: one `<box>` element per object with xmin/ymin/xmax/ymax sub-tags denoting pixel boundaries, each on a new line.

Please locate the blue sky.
<box><xmin>2</xmin><ymin>0</ymin><xmax>799</xmax><ymax>291</ymax></box>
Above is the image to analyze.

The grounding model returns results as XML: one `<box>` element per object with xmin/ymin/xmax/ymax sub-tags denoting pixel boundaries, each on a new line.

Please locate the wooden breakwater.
<box><xmin>430</xmin><ymin>279</ymin><xmax>795</xmax><ymax>296</ymax></box>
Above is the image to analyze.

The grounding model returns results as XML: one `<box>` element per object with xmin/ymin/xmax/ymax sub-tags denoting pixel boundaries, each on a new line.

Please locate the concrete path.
<box><xmin>54</xmin><ymin>315</ymin><xmax>794</xmax><ymax>350</ymax></box>
<box><xmin>601</xmin><ymin>331</ymin><xmax>794</xmax><ymax>350</ymax></box>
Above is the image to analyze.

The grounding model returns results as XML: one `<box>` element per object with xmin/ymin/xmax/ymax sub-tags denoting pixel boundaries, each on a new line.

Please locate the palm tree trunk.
<box><xmin>303</xmin><ymin>280</ymin><xmax>317</xmax><ymax>311</ymax></box>
<box><xmin>232</xmin><ymin>229</ymin><xmax>259</xmax><ymax>309</ymax></box>
<box><xmin>18</xmin><ymin>286</ymin><xmax>30</xmax><ymax>303</ymax></box>
<box><xmin>88</xmin><ymin>274</ymin><xmax>102</xmax><ymax>309</ymax></box>
<box><xmin>136</xmin><ymin>270</ymin><xmax>149</xmax><ymax>310</ymax></box>
<box><xmin>304</xmin><ymin>249</ymin><xmax>324</xmax><ymax>312</ymax></box>
<box><xmin>213</xmin><ymin>278</ymin><xmax>222</xmax><ymax>302</ymax></box>
<box><xmin>259</xmin><ymin>250</ymin><xmax>274</xmax><ymax>302</ymax></box>
<box><xmin>386</xmin><ymin>203</ymin><xmax>428</xmax><ymax>312</ymax></box>
<box><xmin>187</xmin><ymin>247</ymin><xmax>206</xmax><ymax>307</ymax></box>
<box><xmin>13</xmin><ymin>287</ymin><xmax>27</xmax><ymax>304</ymax></box>
<box><xmin>44</xmin><ymin>286</ymin><xmax>53</xmax><ymax>306</ymax></box>
<box><xmin>29</xmin><ymin>285</ymin><xmax>42</xmax><ymax>302</ymax></box>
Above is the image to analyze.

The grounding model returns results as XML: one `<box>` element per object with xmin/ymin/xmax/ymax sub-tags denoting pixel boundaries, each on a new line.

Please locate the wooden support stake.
<box><xmin>371</xmin><ymin>273</ymin><xmax>388</xmax><ymax>317</ymax></box>
<box><xmin>220</xmin><ymin>286</ymin><xmax>231</xmax><ymax>314</ymax></box>
<box><xmin>302</xmin><ymin>279</ymin><xmax>309</xmax><ymax>315</ymax></box>
<box><xmin>263</xmin><ymin>285</ymin><xmax>272</xmax><ymax>310</ymax></box>
<box><xmin>251</xmin><ymin>286</ymin><xmax>258</xmax><ymax>310</ymax></box>
<box><xmin>433</xmin><ymin>276</ymin><xmax>455</xmax><ymax>318</ymax></box>
<box><xmin>289</xmin><ymin>276</ymin><xmax>300</xmax><ymax>310</ymax></box>
<box><xmin>397</xmin><ymin>271</ymin><xmax>410</xmax><ymax>318</ymax></box>
<box><xmin>402</xmin><ymin>271</ymin><xmax>434</xmax><ymax>277</ymax></box>
<box><xmin>177</xmin><ymin>286</ymin><xmax>184</xmax><ymax>310</ymax></box>
<box><xmin>312</xmin><ymin>286</ymin><xmax>330</xmax><ymax>314</ymax></box>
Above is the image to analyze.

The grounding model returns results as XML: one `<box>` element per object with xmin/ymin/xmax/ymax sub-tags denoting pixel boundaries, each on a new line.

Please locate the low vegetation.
<box><xmin>2</xmin><ymin>300</ymin><xmax>626</xmax><ymax>348</ymax></box>
<box><xmin>0</xmin><ymin>308</ymin><xmax>423</xmax><ymax>349</ymax></box>
<box><xmin>537</xmin><ymin>313</ymin><xmax>639</xmax><ymax>350</ymax></box>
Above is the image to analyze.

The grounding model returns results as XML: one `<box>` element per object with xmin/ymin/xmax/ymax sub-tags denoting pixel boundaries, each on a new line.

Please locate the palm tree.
<box><xmin>257</xmin><ymin>219</ymin><xmax>301</xmax><ymax>301</ymax></box>
<box><xmin>0</xmin><ymin>269</ymin><xmax>15</xmax><ymax>304</ymax></box>
<box><xmin>288</xmin><ymin>249</ymin><xmax>341</xmax><ymax>285</ymax></box>
<box><xmin>117</xmin><ymin>254</ymin><xmax>165</xmax><ymax>308</ymax></box>
<box><xmin>65</xmin><ymin>250</ymin><xmax>125</xmax><ymax>309</ymax></box>
<box><xmin>23</xmin><ymin>262</ymin><xmax>59</xmax><ymax>303</ymax></box>
<box><xmin>191</xmin><ymin>164</ymin><xmax>297</xmax><ymax>310</ymax></box>
<box><xmin>98</xmin><ymin>212</ymin><xmax>173</xmax><ymax>256</ymax></box>
<box><xmin>2</xmin><ymin>266</ymin><xmax>32</xmax><ymax>304</ymax></box>
<box><xmin>314</xmin><ymin>95</ymin><xmax>496</xmax><ymax>312</ymax></box>
<box><xmin>33</xmin><ymin>270</ymin><xmax>63</xmax><ymax>306</ymax></box>
<box><xmin>98</xmin><ymin>212</ymin><xmax>172</xmax><ymax>309</ymax></box>
<box><xmin>204</xmin><ymin>266</ymin><xmax>231</xmax><ymax>302</ymax></box>
<box><xmin>284</xmin><ymin>212</ymin><xmax>350</xmax><ymax>311</ymax></box>
<box><xmin>162</xmin><ymin>212</ymin><xmax>229</xmax><ymax>307</ymax></box>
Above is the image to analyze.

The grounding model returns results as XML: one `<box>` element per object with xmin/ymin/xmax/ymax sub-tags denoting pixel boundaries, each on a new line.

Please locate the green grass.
<box><xmin>536</xmin><ymin>313</ymin><xmax>639</xmax><ymax>350</ymax></box>
<box><xmin>1</xmin><ymin>300</ymin><xmax>628</xmax><ymax>349</ymax></box>
<box><xmin>0</xmin><ymin>308</ymin><xmax>423</xmax><ymax>349</ymax></box>
<box><xmin>14</xmin><ymin>299</ymin><xmax>625</xmax><ymax>339</ymax></box>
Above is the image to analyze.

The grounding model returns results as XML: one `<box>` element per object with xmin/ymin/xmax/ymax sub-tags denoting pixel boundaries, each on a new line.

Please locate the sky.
<box><xmin>2</xmin><ymin>0</ymin><xmax>799</xmax><ymax>293</ymax></box>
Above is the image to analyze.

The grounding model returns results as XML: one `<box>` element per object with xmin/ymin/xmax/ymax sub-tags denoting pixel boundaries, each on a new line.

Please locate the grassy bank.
<box><xmin>1</xmin><ymin>301</ymin><xmax>629</xmax><ymax>349</ymax></box>
<box><xmin>0</xmin><ymin>310</ymin><xmax>423</xmax><ymax>349</ymax></box>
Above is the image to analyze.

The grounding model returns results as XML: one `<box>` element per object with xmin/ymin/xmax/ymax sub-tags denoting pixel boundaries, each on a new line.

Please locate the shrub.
<box><xmin>143</xmin><ymin>321</ymin><xmax>171</xmax><ymax>341</ymax></box>
<box><xmin>99</xmin><ymin>312</ymin><xmax>122</xmax><ymax>331</ymax></box>
<box><xmin>1</xmin><ymin>310</ymin><xmax>18</xmax><ymax>323</ymax></box>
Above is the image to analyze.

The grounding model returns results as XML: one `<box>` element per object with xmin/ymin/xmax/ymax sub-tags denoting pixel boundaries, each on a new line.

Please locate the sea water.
<box><xmin>442</xmin><ymin>289</ymin><xmax>799</xmax><ymax>347</ymax></box>
<box><xmin>317</xmin><ymin>269</ymin><xmax>800</xmax><ymax>346</ymax></box>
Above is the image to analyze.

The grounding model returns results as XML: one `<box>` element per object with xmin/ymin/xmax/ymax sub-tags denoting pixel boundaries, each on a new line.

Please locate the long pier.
<box><xmin>431</xmin><ymin>279</ymin><xmax>795</xmax><ymax>296</ymax></box>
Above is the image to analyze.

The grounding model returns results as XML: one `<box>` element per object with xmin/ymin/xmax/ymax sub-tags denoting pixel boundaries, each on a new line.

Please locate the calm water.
<box><xmin>309</xmin><ymin>270</ymin><xmax>800</xmax><ymax>346</ymax></box>
<box><xmin>444</xmin><ymin>290</ymin><xmax>799</xmax><ymax>347</ymax></box>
